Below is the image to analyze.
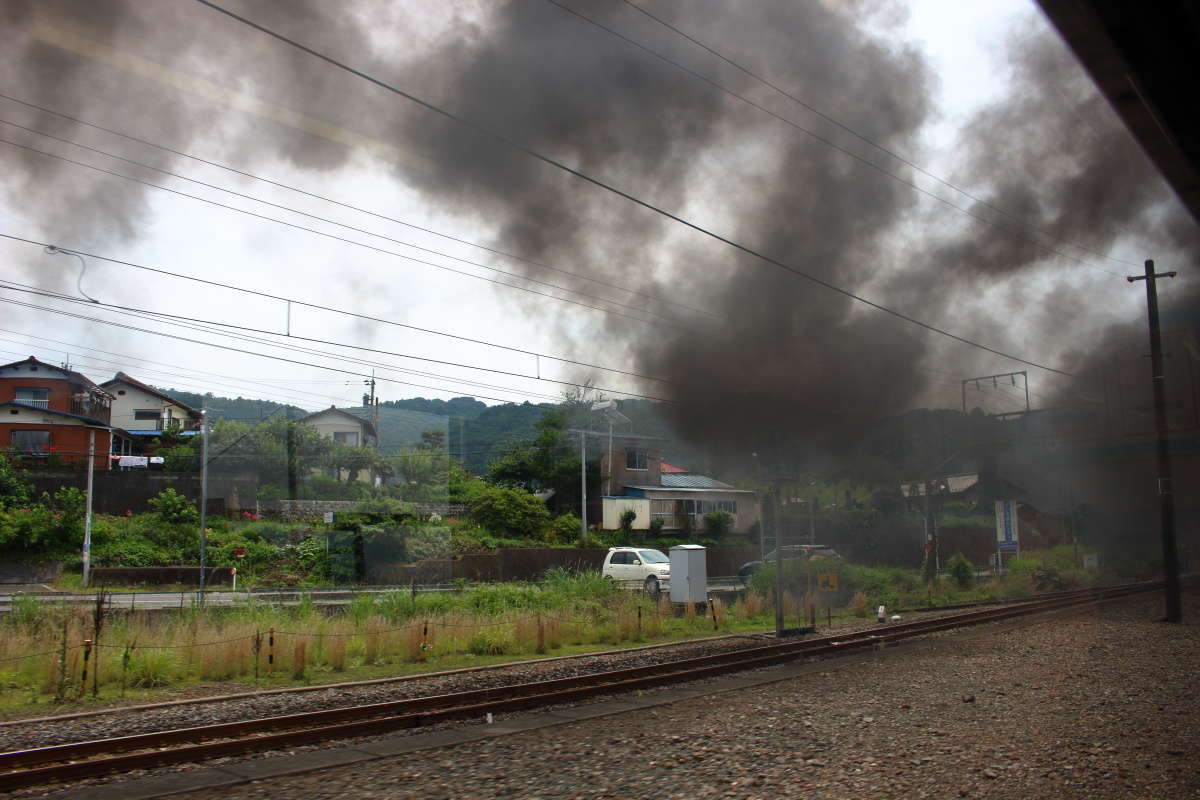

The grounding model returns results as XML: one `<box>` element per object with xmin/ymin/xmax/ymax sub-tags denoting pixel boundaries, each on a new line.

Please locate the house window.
<box><xmin>134</xmin><ymin>409</ymin><xmax>160</xmax><ymax>420</ymax></box>
<box><xmin>11</xmin><ymin>429</ymin><xmax>50</xmax><ymax>456</ymax></box>
<box><xmin>333</xmin><ymin>431</ymin><xmax>359</xmax><ymax>446</ymax></box>
<box><xmin>14</xmin><ymin>388</ymin><xmax>49</xmax><ymax>409</ymax></box>
<box><xmin>625</xmin><ymin>448</ymin><xmax>647</xmax><ymax>470</ymax></box>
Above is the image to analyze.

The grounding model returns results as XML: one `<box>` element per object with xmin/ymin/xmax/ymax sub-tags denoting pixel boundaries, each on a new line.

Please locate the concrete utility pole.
<box><xmin>82</xmin><ymin>427</ymin><xmax>96</xmax><ymax>587</ymax></box>
<box><xmin>198</xmin><ymin>408</ymin><xmax>209</xmax><ymax>602</ymax></box>
<box><xmin>579</xmin><ymin>429</ymin><xmax>587</xmax><ymax>543</ymax></box>
<box><xmin>1127</xmin><ymin>259</ymin><xmax>1181</xmax><ymax>623</ymax></box>
<box><xmin>773</xmin><ymin>480</ymin><xmax>784</xmax><ymax>637</ymax></box>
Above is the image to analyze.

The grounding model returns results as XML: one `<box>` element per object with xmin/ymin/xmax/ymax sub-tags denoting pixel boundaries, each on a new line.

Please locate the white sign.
<box><xmin>994</xmin><ymin>500</ymin><xmax>1019</xmax><ymax>550</ymax></box>
<box><xmin>1083</xmin><ymin>553</ymin><xmax>1098</xmax><ymax>570</ymax></box>
<box><xmin>323</xmin><ymin>511</ymin><xmax>335</xmax><ymax>524</ymax></box>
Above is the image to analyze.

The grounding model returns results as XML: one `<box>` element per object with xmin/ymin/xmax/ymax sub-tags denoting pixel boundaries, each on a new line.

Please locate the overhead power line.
<box><xmin>0</xmin><ymin>233</ymin><xmax>669</xmax><ymax>384</ymax></box>
<box><xmin>0</xmin><ymin>278</ymin><xmax>674</xmax><ymax>402</ymax></box>
<box><xmin>0</xmin><ymin>330</ymin><xmax>360</xmax><ymax>409</ymax></box>
<box><xmin>0</xmin><ymin>90</ymin><xmax>714</xmax><ymax>319</ymax></box>
<box><xmin>0</xmin><ymin>295</ymin><xmax>546</xmax><ymax>405</ymax></box>
<box><xmin>0</xmin><ymin>136</ymin><xmax>672</xmax><ymax>328</ymax></box>
<box><xmin>194</xmin><ymin>0</ymin><xmax>1075</xmax><ymax>378</ymax></box>
<box><xmin>610</xmin><ymin>0</ymin><xmax>1136</xmax><ymax>272</ymax></box>
<box><xmin>0</xmin><ymin>116</ymin><xmax>712</xmax><ymax>324</ymax></box>
<box><xmin>0</xmin><ymin>285</ymin><xmax>572</xmax><ymax>403</ymax></box>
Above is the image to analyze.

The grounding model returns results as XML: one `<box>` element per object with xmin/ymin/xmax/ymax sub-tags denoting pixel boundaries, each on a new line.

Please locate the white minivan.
<box><xmin>601</xmin><ymin>547</ymin><xmax>671</xmax><ymax>596</ymax></box>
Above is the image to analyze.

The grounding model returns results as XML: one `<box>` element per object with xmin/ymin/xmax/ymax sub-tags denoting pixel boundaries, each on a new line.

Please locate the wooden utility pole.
<box><xmin>1127</xmin><ymin>259</ymin><xmax>1181</xmax><ymax>623</ymax></box>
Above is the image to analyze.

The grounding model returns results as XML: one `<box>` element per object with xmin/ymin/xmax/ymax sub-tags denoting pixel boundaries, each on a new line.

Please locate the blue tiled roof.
<box><xmin>661</xmin><ymin>473</ymin><xmax>735</xmax><ymax>490</ymax></box>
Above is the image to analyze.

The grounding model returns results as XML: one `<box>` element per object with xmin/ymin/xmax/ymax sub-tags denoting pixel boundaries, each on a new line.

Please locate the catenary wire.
<box><xmin>0</xmin><ymin>116</ymin><xmax>713</xmax><ymax>324</ymax></box>
<box><xmin>0</xmin><ymin>334</ymin><xmax>360</xmax><ymax>409</ymax></box>
<box><xmin>0</xmin><ymin>136</ymin><xmax>671</xmax><ymax>328</ymax></box>
<box><xmin>0</xmin><ymin>290</ymin><xmax>570</xmax><ymax>404</ymax></box>
<box><xmin>0</xmin><ymin>296</ymin><xmax>556</xmax><ymax>405</ymax></box>
<box><xmin>0</xmin><ymin>279</ymin><xmax>673</xmax><ymax>402</ymax></box>
<box><xmin>0</xmin><ymin>233</ymin><xmax>670</xmax><ymax>385</ymax></box>
<box><xmin>611</xmin><ymin>0</ymin><xmax>1137</xmax><ymax>271</ymax></box>
<box><xmin>192</xmin><ymin>0</ymin><xmax>1077</xmax><ymax>378</ymax></box>
<box><xmin>0</xmin><ymin>90</ymin><xmax>715</xmax><ymax>318</ymax></box>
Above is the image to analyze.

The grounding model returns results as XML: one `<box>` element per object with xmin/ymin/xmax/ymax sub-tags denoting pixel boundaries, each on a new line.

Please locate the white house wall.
<box><xmin>108</xmin><ymin>384</ymin><xmax>191</xmax><ymax>430</ymax></box>
<box><xmin>601</xmin><ymin>497</ymin><xmax>651</xmax><ymax>530</ymax></box>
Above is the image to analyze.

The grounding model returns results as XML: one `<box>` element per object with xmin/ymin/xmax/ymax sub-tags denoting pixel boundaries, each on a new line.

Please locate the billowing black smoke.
<box><xmin>3</xmin><ymin>0</ymin><xmax>1196</xmax><ymax>476</ymax></box>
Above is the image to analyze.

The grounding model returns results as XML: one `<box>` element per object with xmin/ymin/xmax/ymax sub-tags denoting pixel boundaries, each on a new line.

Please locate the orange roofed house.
<box><xmin>0</xmin><ymin>356</ymin><xmax>117</xmax><ymax>469</ymax></box>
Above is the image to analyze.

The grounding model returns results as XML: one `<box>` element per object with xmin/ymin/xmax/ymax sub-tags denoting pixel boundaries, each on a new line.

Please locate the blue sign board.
<box><xmin>995</xmin><ymin>500</ymin><xmax>1019</xmax><ymax>550</ymax></box>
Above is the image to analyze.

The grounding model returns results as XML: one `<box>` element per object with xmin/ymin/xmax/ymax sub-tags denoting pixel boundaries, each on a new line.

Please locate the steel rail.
<box><xmin>0</xmin><ymin>582</ymin><xmax>1160</xmax><ymax>790</ymax></box>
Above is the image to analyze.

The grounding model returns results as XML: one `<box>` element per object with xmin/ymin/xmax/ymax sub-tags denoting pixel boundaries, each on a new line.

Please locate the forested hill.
<box><xmin>154</xmin><ymin>388</ymin><xmax>995</xmax><ymax>482</ymax></box>
<box><xmin>157</xmin><ymin>389</ymin><xmax>308</xmax><ymax>423</ymax></box>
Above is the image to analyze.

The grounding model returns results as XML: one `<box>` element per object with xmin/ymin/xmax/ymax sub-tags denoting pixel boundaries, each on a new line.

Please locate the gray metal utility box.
<box><xmin>669</xmin><ymin>544</ymin><xmax>707</xmax><ymax>604</ymax></box>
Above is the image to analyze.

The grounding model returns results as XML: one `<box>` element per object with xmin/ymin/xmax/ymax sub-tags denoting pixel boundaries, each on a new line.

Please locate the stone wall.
<box><xmin>0</xmin><ymin>561</ymin><xmax>62</xmax><ymax>584</ymax></box>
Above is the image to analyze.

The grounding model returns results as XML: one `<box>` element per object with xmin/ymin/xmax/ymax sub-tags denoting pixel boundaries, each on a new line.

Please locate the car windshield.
<box><xmin>639</xmin><ymin>550</ymin><xmax>669</xmax><ymax>564</ymax></box>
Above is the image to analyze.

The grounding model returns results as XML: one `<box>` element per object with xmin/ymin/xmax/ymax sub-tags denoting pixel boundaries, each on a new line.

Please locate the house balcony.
<box><xmin>69</xmin><ymin>397</ymin><xmax>111</xmax><ymax>424</ymax></box>
<box><xmin>17</xmin><ymin>398</ymin><xmax>49</xmax><ymax>409</ymax></box>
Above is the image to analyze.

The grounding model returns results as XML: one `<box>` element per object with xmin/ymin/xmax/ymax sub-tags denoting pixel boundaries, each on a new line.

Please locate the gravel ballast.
<box><xmin>153</xmin><ymin>590</ymin><xmax>1200</xmax><ymax>800</ymax></box>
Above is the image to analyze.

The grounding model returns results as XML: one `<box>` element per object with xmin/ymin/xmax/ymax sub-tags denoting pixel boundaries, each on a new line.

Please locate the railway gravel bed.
<box><xmin>0</xmin><ymin>602</ymin><xmax>1021</xmax><ymax>753</ymax></box>
<box><xmin>159</xmin><ymin>588</ymin><xmax>1200</xmax><ymax>800</ymax></box>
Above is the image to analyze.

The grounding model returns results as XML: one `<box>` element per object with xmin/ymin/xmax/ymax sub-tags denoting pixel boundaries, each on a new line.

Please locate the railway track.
<box><xmin>0</xmin><ymin>581</ymin><xmax>1159</xmax><ymax>792</ymax></box>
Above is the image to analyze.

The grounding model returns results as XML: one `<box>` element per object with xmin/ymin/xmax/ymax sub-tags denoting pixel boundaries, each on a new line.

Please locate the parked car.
<box><xmin>738</xmin><ymin>544</ymin><xmax>840</xmax><ymax>584</ymax></box>
<box><xmin>602</xmin><ymin>547</ymin><xmax>671</xmax><ymax>596</ymax></box>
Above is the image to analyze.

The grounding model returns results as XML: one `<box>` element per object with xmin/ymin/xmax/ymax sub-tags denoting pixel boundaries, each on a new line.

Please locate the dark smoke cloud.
<box><xmin>3</xmin><ymin>0</ymin><xmax>1196</xmax><ymax>474</ymax></box>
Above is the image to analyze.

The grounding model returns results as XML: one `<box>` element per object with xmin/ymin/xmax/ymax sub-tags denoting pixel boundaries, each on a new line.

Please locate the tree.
<box><xmin>468</xmin><ymin>485</ymin><xmax>550</xmax><ymax>538</ymax></box>
<box><xmin>486</xmin><ymin>410</ymin><xmax>586</xmax><ymax>513</ymax></box>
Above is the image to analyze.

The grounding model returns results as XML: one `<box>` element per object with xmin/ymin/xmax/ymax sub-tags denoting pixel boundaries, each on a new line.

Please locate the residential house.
<box><xmin>101</xmin><ymin>372</ymin><xmax>202</xmax><ymax>453</ymax></box>
<box><xmin>596</xmin><ymin>432</ymin><xmax>759</xmax><ymax>534</ymax></box>
<box><xmin>299</xmin><ymin>406</ymin><xmax>378</xmax><ymax>482</ymax></box>
<box><xmin>0</xmin><ymin>356</ymin><xmax>117</xmax><ymax>469</ymax></box>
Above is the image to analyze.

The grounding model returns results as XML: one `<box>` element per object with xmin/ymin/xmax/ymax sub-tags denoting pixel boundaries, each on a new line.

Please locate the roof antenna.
<box><xmin>44</xmin><ymin>245</ymin><xmax>99</xmax><ymax>303</ymax></box>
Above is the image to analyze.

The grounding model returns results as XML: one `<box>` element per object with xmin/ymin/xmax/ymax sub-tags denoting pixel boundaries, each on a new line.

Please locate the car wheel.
<box><xmin>643</xmin><ymin>576</ymin><xmax>660</xmax><ymax>597</ymax></box>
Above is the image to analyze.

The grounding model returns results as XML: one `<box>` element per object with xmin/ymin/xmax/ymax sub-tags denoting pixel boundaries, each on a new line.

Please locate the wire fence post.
<box><xmin>120</xmin><ymin>642</ymin><xmax>134</xmax><ymax>698</ymax></box>
<box><xmin>267</xmin><ymin>627</ymin><xmax>275</xmax><ymax>675</ymax></box>
<box><xmin>79</xmin><ymin>639</ymin><xmax>92</xmax><ymax>699</ymax></box>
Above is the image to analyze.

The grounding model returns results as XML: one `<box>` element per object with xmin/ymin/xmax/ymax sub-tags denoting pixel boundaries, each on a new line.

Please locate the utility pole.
<box><xmin>809</xmin><ymin>493</ymin><xmax>816</xmax><ymax>546</ymax></box>
<box><xmin>1127</xmin><ymin>259</ymin><xmax>1181</xmax><ymax>623</ymax></box>
<box><xmin>198</xmin><ymin>408</ymin><xmax>210</xmax><ymax>603</ymax></box>
<box><xmin>82</xmin><ymin>427</ymin><xmax>96</xmax><ymax>587</ymax></box>
<box><xmin>772</xmin><ymin>479</ymin><xmax>784</xmax><ymax>637</ymax></box>
<box><xmin>579</xmin><ymin>429</ymin><xmax>587</xmax><ymax>544</ymax></box>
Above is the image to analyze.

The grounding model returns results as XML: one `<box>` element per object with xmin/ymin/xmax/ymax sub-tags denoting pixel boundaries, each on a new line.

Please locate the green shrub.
<box><xmin>468</xmin><ymin>485</ymin><xmax>550</xmax><ymax>538</ymax></box>
<box><xmin>617</xmin><ymin>508</ymin><xmax>637</xmax><ymax>544</ymax></box>
<box><xmin>946</xmin><ymin>552</ymin><xmax>974</xmax><ymax>589</ymax></box>
<box><xmin>0</xmin><ymin>455</ymin><xmax>31</xmax><ymax>509</ymax></box>
<box><xmin>703</xmin><ymin>510</ymin><xmax>734</xmax><ymax>540</ymax></box>
<box><xmin>545</xmin><ymin>513</ymin><xmax>581</xmax><ymax>544</ymax></box>
<box><xmin>649</xmin><ymin>518</ymin><xmax>665</xmax><ymax>537</ymax></box>
<box><xmin>148</xmin><ymin>488</ymin><xmax>199</xmax><ymax>526</ymax></box>
<box><xmin>0</xmin><ymin>487</ymin><xmax>86</xmax><ymax>561</ymax></box>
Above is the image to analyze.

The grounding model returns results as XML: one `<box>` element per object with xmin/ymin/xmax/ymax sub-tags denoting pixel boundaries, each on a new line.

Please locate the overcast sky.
<box><xmin>0</xmin><ymin>0</ymin><xmax>1191</xmax><ymax>426</ymax></box>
